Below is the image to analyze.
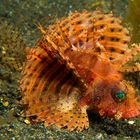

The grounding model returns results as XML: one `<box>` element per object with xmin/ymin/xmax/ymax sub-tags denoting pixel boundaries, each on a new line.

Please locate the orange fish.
<box><xmin>20</xmin><ymin>10</ymin><xmax>140</xmax><ymax>131</ymax></box>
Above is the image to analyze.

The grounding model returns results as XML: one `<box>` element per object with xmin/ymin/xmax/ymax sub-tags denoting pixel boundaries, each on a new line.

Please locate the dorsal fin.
<box><xmin>38</xmin><ymin>36</ymin><xmax>87</xmax><ymax>90</ymax></box>
<box><xmin>112</xmin><ymin>44</ymin><xmax>140</xmax><ymax>69</ymax></box>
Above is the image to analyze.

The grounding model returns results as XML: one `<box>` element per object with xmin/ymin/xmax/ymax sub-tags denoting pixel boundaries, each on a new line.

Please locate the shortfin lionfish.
<box><xmin>20</xmin><ymin>10</ymin><xmax>140</xmax><ymax>131</ymax></box>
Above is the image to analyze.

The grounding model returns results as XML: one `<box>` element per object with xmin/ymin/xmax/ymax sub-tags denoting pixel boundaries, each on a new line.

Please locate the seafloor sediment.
<box><xmin>0</xmin><ymin>0</ymin><xmax>140</xmax><ymax>139</ymax></box>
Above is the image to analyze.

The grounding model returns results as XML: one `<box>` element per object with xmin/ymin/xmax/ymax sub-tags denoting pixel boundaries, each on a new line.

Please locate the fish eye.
<box><xmin>112</xmin><ymin>90</ymin><xmax>126</xmax><ymax>102</ymax></box>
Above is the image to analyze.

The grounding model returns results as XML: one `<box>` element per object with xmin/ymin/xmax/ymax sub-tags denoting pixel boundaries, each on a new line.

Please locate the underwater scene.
<box><xmin>0</xmin><ymin>0</ymin><xmax>140</xmax><ymax>139</ymax></box>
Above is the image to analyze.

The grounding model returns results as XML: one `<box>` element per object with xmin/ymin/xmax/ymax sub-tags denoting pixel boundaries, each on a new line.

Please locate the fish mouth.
<box><xmin>121</xmin><ymin>106</ymin><xmax>140</xmax><ymax>119</ymax></box>
<box><xmin>98</xmin><ymin>104</ymin><xmax>140</xmax><ymax>119</ymax></box>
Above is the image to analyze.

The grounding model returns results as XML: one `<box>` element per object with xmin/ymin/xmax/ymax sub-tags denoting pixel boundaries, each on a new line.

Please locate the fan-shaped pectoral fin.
<box><xmin>44</xmin><ymin>105</ymin><xmax>89</xmax><ymax>131</ymax></box>
<box><xmin>42</xmin><ymin>88</ymin><xmax>89</xmax><ymax>131</ymax></box>
<box><xmin>38</xmin><ymin>37</ymin><xmax>87</xmax><ymax>89</ymax></box>
<box><xmin>21</xmin><ymin>30</ymin><xmax>89</xmax><ymax>131</ymax></box>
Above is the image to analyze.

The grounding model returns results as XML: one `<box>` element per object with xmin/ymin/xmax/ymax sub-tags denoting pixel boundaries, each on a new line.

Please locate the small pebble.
<box><xmin>3</xmin><ymin>101</ymin><xmax>9</xmax><ymax>107</ymax></box>
<box><xmin>95</xmin><ymin>133</ymin><xmax>104</xmax><ymax>139</ymax></box>
<box><xmin>24</xmin><ymin>119</ymin><xmax>30</xmax><ymax>124</ymax></box>
<box><xmin>128</xmin><ymin>120</ymin><xmax>135</xmax><ymax>125</ymax></box>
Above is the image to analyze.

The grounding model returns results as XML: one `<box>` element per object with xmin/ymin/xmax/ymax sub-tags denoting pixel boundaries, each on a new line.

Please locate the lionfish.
<box><xmin>20</xmin><ymin>10</ymin><xmax>140</xmax><ymax>131</ymax></box>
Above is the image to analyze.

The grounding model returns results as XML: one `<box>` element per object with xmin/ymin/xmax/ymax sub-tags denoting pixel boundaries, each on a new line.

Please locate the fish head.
<box><xmin>92</xmin><ymin>79</ymin><xmax>140</xmax><ymax>119</ymax></box>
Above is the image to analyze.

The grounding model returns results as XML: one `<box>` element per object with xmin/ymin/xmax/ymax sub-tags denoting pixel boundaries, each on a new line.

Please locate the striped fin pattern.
<box><xmin>20</xmin><ymin>45</ymin><xmax>85</xmax><ymax>106</ymax></box>
<box><xmin>20</xmin><ymin>10</ymin><xmax>140</xmax><ymax>131</ymax></box>
<box><xmin>20</xmin><ymin>42</ymin><xmax>89</xmax><ymax>131</ymax></box>
<box><xmin>45</xmin><ymin>10</ymin><xmax>130</xmax><ymax>62</ymax></box>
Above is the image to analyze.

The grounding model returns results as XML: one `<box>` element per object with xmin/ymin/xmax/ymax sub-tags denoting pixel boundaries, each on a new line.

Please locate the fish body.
<box><xmin>20</xmin><ymin>10</ymin><xmax>140</xmax><ymax>131</ymax></box>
